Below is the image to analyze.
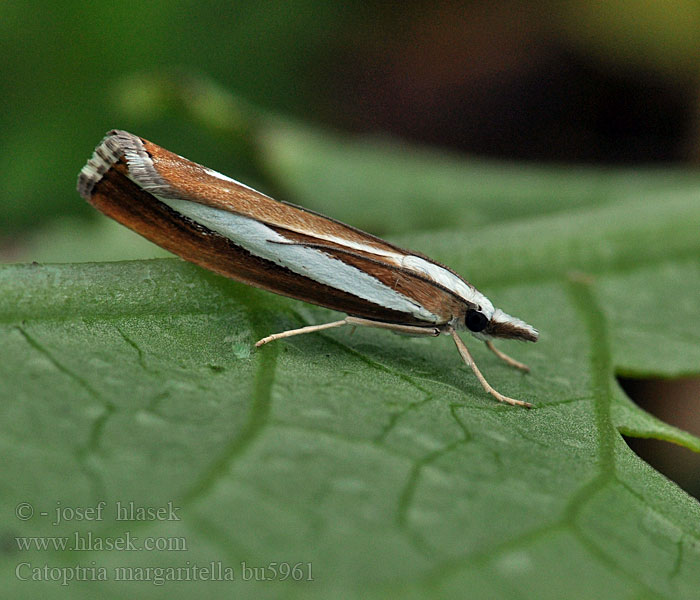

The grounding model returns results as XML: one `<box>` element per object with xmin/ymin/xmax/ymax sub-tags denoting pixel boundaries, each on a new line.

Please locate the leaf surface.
<box><xmin>2</xmin><ymin>130</ymin><xmax>700</xmax><ymax>599</ymax></box>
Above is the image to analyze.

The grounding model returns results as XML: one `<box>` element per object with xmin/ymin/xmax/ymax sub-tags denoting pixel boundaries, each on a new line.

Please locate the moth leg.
<box><xmin>255</xmin><ymin>316</ymin><xmax>440</xmax><ymax>348</ymax></box>
<box><xmin>448</xmin><ymin>327</ymin><xmax>532</xmax><ymax>408</ymax></box>
<box><xmin>254</xmin><ymin>319</ymin><xmax>349</xmax><ymax>347</ymax></box>
<box><xmin>344</xmin><ymin>316</ymin><xmax>441</xmax><ymax>337</ymax></box>
<box><xmin>484</xmin><ymin>340</ymin><xmax>530</xmax><ymax>372</ymax></box>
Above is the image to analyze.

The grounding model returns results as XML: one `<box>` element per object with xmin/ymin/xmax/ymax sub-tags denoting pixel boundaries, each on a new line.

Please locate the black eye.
<box><xmin>465</xmin><ymin>309</ymin><xmax>488</xmax><ymax>332</ymax></box>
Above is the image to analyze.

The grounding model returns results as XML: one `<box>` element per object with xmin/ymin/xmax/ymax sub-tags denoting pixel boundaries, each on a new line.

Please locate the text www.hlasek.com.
<box><xmin>16</xmin><ymin>531</ymin><xmax>186</xmax><ymax>552</ymax></box>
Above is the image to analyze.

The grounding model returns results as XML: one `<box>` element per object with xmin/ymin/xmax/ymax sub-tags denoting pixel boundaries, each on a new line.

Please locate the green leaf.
<box><xmin>257</xmin><ymin>123</ymin><xmax>700</xmax><ymax>235</ymax></box>
<box><xmin>2</xmin><ymin>134</ymin><xmax>700</xmax><ymax>599</ymax></box>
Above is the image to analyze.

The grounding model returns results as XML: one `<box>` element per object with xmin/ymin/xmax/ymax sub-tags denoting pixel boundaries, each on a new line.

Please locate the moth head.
<box><xmin>464</xmin><ymin>307</ymin><xmax>538</xmax><ymax>342</ymax></box>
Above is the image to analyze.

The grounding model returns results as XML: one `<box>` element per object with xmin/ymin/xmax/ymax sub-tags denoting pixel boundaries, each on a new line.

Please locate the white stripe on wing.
<box><xmin>156</xmin><ymin>196</ymin><xmax>440</xmax><ymax>323</ymax></box>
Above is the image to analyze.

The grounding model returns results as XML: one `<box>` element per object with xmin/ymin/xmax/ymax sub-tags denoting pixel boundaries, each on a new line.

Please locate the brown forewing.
<box><xmin>265</xmin><ymin>226</ymin><xmax>464</xmax><ymax>322</ymax></box>
<box><xmin>141</xmin><ymin>138</ymin><xmax>411</xmax><ymax>260</ymax></box>
<box><xmin>87</xmin><ymin>161</ymin><xmax>436</xmax><ymax>326</ymax></box>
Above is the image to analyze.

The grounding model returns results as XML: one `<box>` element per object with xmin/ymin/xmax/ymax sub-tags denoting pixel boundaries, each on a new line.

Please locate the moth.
<box><xmin>78</xmin><ymin>130</ymin><xmax>538</xmax><ymax>406</ymax></box>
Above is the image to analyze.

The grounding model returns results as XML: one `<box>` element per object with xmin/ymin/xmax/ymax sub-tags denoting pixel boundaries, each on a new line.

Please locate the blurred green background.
<box><xmin>2</xmin><ymin>0</ymin><xmax>700</xmax><ymax>567</ymax></box>
<box><xmin>3</xmin><ymin>0</ymin><xmax>700</xmax><ymax>243</ymax></box>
